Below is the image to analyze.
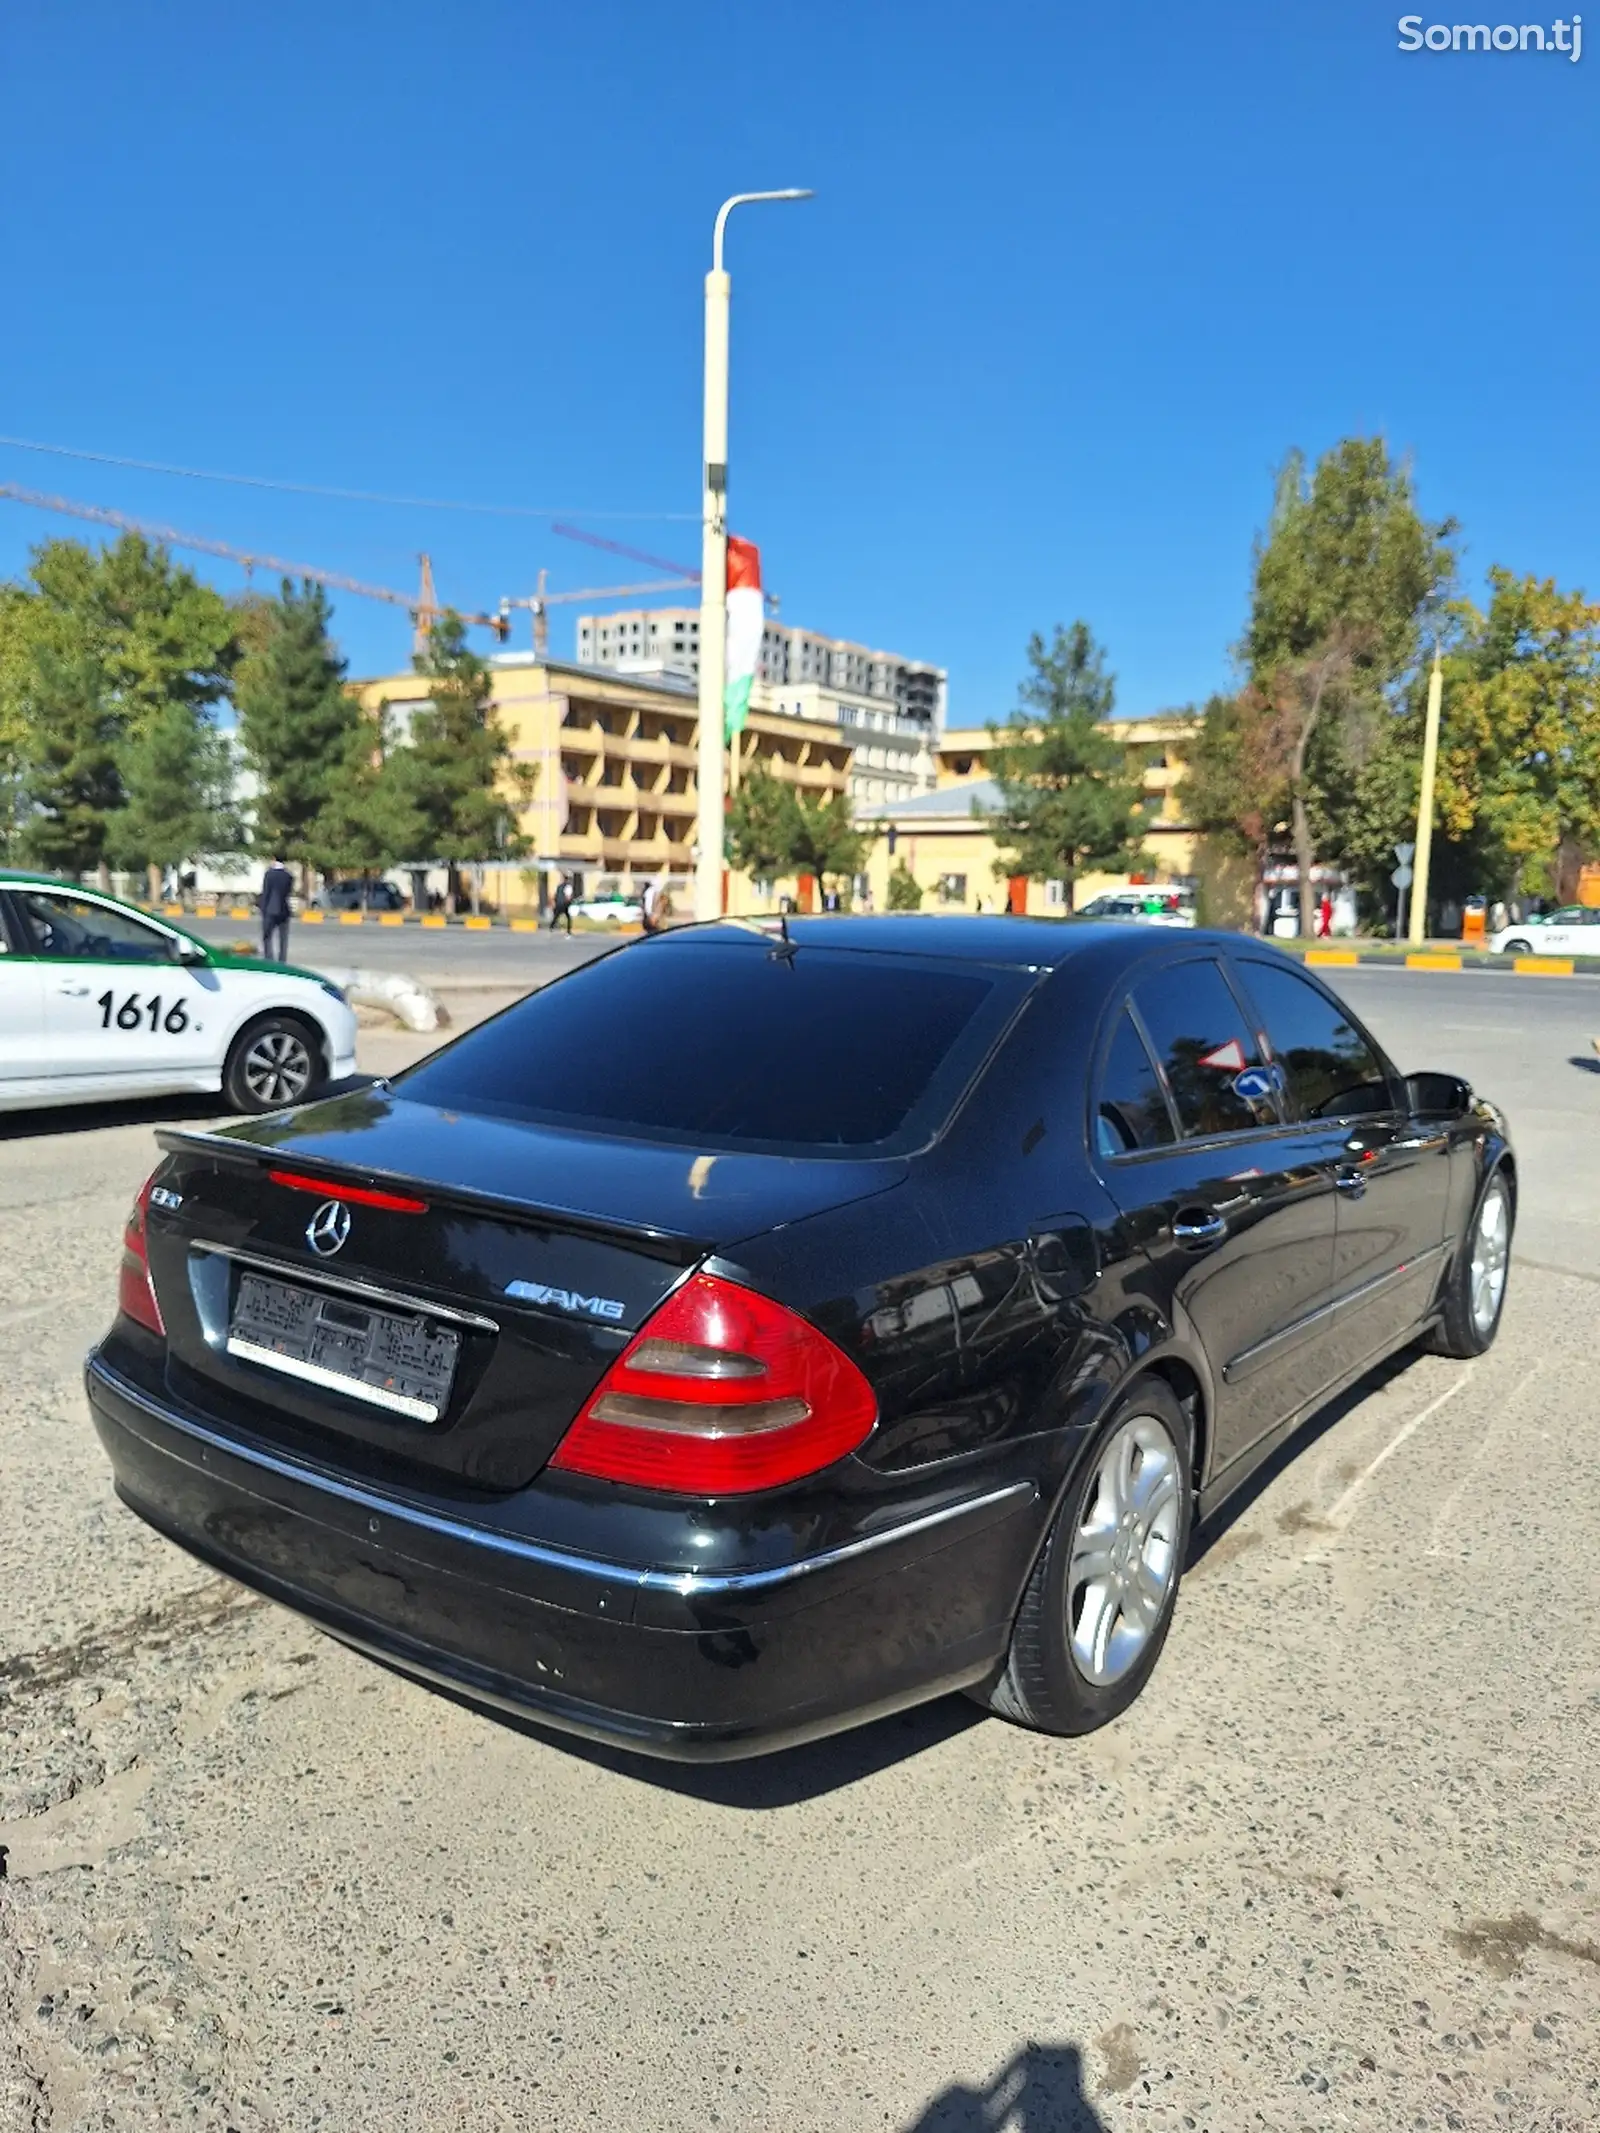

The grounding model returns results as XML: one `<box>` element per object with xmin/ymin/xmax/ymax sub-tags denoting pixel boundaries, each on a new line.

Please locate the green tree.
<box><xmin>1176</xmin><ymin>689</ymin><xmax>1295</xmax><ymax>914</ymax></box>
<box><xmin>0</xmin><ymin>584</ymin><xmax>52</xmax><ymax>859</ymax></box>
<box><xmin>885</xmin><ymin>859</ymin><xmax>923</xmax><ymax>909</ymax></box>
<box><xmin>724</xmin><ymin>766</ymin><xmax>865</xmax><ymax>901</ymax></box>
<box><xmin>234</xmin><ymin>579</ymin><xmax>363</xmax><ymax>873</ymax></box>
<box><xmin>786</xmin><ymin>787</ymin><xmax>866</xmax><ymax>899</ymax></box>
<box><xmin>395</xmin><ymin>614</ymin><xmax>533</xmax><ymax>911</ymax></box>
<box><xmin>985</xmin><ymin>623</ymin><xmax>1148</xmax><ymax>907</ymax></box>
<box><xmin>311</xmin><ymin>703</ymin><xmax>425</xmax><ymax>878</ymax></box>
<box><xmin>8</xmin><ymin>534</ymin><xmax>235</xmax><ymax>886</ymax></box>
<box><xmin>1244</xmin><ymin>439</ymin><xmax>1456</xmax><ymax>931</ymax></box>
<box><xmin>1432</xmin><ymin>571</ymin><xmax>1600</xmax><ymax>902</ymax></box>
<box><xmin>108</xmin><ymin>702</ymin><xmax>240</xmax><ymax>885</ymax></box>
<box><xmin>725</xmin><ymin>768</ymin><xmax>799</xmax><ymax>885</ymax></box>
<box><xmin>16</xmin><ymin>646</ymin><xmax>123</xmax><ymax>877</ymax></box>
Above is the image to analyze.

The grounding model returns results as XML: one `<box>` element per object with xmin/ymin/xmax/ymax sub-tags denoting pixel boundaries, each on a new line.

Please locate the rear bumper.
<box><xmin>86</xmin><ymin>1351</ymin><xmax>1035</xmax><ymax>1761</ymax></box>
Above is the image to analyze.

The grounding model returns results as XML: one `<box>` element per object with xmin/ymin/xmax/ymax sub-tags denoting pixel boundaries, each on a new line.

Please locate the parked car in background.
<box><xmin>322</xmin><ymin>879</ymin><xmax>406</xmax><ymax>913</ymax></box>
<box><xmin>0</xmin><ymin>870</ymin><xmax>356</xmax><ymax>1114</ymax></box>
<box><xmin>570</xmin><ymin>890</ymin><xmax>644</xmax><ymax>925</ymax></box>
<box><xmin>1076</xmin><ymin>889</ymin><xmax>1194</xmax><ymax>928</ymax></box>
<box><xmin>1489</xmin><ymin>906</ymin><xmax>1600</xmax><ymax>956</ymax></box>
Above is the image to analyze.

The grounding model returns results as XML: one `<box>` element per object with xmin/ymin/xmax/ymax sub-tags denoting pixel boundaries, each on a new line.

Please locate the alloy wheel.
<box><xmin>1070</xmin><ymin>1407</ymin><xmax>1186</xmax><ymax>1689</ymax></box>
<box><xmin>242</xmin><ymin>1030</ymin><xmax>313</xmax><ymax>1107</ymax></box>
<box><xmin>1066</xmin><ymin>1414</ymin><xmax>1182</xmax><ymax>1687</ymax></box>
<box><xmin>1470</xmin><ymin>1178</ymin><xmax>1510</xmax><ymax>1337</ymax></box>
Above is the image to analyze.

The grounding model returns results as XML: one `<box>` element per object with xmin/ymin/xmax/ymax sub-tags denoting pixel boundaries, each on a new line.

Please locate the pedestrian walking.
<box><xmin>259</xmin><ymin>853</ymin><xmax>294</xmax><ymax>964</ymax></box>
<box><xmin>1317</xmin><ymin>890</ymin><xmax>1333</xmax><ymax>939</ymax></box>
<box><xmin>551</xmin><ymin>875</ymin><xmax>574</xmax><ymax>934</ymax></box>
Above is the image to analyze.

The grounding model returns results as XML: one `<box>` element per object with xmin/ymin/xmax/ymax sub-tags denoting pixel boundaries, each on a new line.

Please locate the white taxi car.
<box><xmin>1075</xmin><ymin>889</ymin><xmax>1196</xmax><ymax>928</ymax></box>
<box><xmin>1488</xmin><ymin>904</ymin><xmax>1600</xmax><ymax>957</ymax></box>
<box><xmin>0</xmin><ymin>871</ymin><xmax>358</xmax><ymax>1115</ymax></box>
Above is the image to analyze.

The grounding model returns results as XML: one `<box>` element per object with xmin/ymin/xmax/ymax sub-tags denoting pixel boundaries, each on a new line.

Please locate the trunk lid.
<box><xmin>143</xmin><ymin>1088</ymin><xmax>906</xmax><ymax>1491</ymax></box>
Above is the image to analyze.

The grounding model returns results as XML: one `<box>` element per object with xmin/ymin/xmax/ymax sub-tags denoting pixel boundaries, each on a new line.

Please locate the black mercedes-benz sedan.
<box><xmin>86</xmin><ymin>917</ymin><xmax>1513</xmax><ymax>1760</ymax></box>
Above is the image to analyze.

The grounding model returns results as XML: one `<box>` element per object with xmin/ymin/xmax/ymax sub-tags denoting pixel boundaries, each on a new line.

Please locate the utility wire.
<box><xmin>0</xmin><ymin>434</ymin><xmax>696</xmax><ymax>521</ymax></box>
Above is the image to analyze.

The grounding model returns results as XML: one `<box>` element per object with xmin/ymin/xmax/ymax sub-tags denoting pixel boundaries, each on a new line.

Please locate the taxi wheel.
<box><xmin>224</xmin><ymin>1014</ymin><xmax>325</xmax><ymax>1114</ymax></box>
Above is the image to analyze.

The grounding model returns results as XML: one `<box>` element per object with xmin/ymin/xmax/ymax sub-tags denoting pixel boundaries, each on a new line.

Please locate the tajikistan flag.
<box><xmin>724</xmin><ymin>535</ymin><xmax>762</xmax><ymax>741</ymax></box>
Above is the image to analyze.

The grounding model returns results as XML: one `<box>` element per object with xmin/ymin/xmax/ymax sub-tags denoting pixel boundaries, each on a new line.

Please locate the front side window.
<box><xmin>14</xmin><ymin>891</ymin><xmax>174</xmax><ymax>964</ymax></box>
<box><xmin>1096</xmin><ymin>1009</ymin><xmax>1176</xmax><ymax>1157</ymax></box>
<box><xmin>1237</xmin><ymin>960</ymin><xmax>1392</xmax><ymax>1121</ymax></box>
<box><xmin>1132</xmin><ymin>959</ymin><xmax>1278</xmax><ymax>1139</ymax></box>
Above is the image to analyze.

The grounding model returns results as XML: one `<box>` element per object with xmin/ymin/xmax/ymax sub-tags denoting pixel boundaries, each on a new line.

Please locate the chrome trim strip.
<box><xmin>224</xmin><ymin>1337</ymin><xmax>440</xmax><ymax>1423</ymax></box>
<box><xmin>88</xmin><ymin>1355</ymin><xmax>1036</xmax><ymax>1600</ymax></box>
<box><xmin>1223</xmin><ymin>1241</ymin><xmax>1448</xmax><ymax>1382</ymax></box>
<box><xmin>192</xmin><ymin>1243</ymin><xmax>499</xmax><ymax>1333</ymax></box>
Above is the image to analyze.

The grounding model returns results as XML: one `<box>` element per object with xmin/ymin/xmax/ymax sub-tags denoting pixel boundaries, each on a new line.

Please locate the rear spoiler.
<box><xmin>153</xmin><ymin>1128</ymin><xmax>708</xmax><ymax>1265</ymax></box>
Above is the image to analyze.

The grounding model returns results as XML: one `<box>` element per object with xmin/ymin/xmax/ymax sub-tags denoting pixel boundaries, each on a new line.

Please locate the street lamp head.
<box><xmin>712</xmin><ymin>188</ymin><xmax>815</xmax><ymax>270</ymax></box>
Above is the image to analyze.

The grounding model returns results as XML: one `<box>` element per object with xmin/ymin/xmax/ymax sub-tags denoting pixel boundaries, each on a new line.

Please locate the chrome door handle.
<box><xmin>1334</xmin><ymin>1168</ymin><xmax>1367</xmax><ymax>1198</ymax></box>
<box><xmin>1172</xmin><ymin>1210</ymin><xmax>1228</xmax><ymax>1248</ymax></box>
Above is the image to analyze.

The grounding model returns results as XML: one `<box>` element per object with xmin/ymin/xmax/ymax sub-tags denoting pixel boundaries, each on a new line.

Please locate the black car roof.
<box><xmin>673</xmin><ymin>914</ymin><xmax>1253</xmax><ymax>972</ymax></box>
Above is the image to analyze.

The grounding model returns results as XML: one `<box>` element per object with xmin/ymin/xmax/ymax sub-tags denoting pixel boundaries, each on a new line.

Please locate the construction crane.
<box><xmin>552</xmin><ymin>520</ymin><xmax>700</xmax><ymax>583</ymax></box>
<box><xmin>0</xmin><ymin>480</ymin><xmax>701</xmax><ymax>663</ymax></box>
<box><xmin>0</xmin><ymin>482</ymin><xmax>513</xmax><ymax>647</ymax></box>
<box><xmin>499</xmin><ymin>567</ymin><xmax>700</xmax><ymax>657</ymax></box>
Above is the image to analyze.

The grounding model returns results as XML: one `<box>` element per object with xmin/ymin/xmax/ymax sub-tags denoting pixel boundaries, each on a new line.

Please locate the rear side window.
<box><xmin>1096</xmin><ymin>1010</ymin><xmax>1176</xmax><ymax>1157</ymax></box>
<box><xmin>397</xmin><ymin>939</ymin><xmax>1028</xmax><ymax>1155</ymax></box>
<box><xmin>1237</xmin><ymin>960</ymin><xmax>1393</xmax><ymax>1121</ymax></box>
<box><xmin>1132</xmin><ymin>959</ymin><xmax>1278</xmax><ymax>1139</ymax></box>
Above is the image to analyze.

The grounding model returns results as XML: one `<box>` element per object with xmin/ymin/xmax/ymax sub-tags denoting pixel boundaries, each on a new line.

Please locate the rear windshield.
<box><xmin>396</xmin><ymin>938</ymin><xmax>1029</xmax><ymax>1156</ymax></box>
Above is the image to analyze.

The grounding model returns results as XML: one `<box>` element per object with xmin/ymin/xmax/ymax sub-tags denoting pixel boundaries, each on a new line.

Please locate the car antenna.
<box><xmin>769</xmin><ymin>910</ymin><xmax>798</xmax><ymax>964</ymax></box>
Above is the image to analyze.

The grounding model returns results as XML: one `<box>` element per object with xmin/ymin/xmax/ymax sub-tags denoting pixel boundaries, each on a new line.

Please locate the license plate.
<box><xmin>226</xmin><ymin>1271</ymin><xmax>460</xmax><ymax>1423</ymax></box>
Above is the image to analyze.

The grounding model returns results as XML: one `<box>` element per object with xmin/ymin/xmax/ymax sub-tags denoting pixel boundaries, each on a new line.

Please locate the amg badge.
<box><xmin>505</xmin><ymin>1280</ymin><xmax>626</xmax><ymax>1322</ymax></box>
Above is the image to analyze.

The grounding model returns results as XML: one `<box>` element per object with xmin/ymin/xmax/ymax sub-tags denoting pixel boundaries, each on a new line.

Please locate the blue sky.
<box><xmin>0</xmin><ymin>2</ymin><xmax>1593</xmax><ymax>722</ymax></box>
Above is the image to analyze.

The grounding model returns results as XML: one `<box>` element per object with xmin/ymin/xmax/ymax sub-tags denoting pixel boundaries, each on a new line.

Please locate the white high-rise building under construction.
<box><xmin>574</xmin><ymin>608</ymin><xmax>946</xmax><ymax>807</ymax></box>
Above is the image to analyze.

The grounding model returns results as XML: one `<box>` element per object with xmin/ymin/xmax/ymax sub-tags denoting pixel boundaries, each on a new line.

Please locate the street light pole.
<box><xmin>694</xmin><ymin>188</ymin><xmax>813</xmax><ymax>923</ymax></box>
<box><xmin>1408</xmin><ymin>646</ymin><xmax>1444</xmax><ymax>947</ymax></box>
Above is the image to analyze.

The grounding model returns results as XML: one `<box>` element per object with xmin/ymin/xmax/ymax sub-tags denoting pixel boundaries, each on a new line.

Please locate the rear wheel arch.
<box><xmin>1140</xmin><ymin>1354</ymin><xmax>1208</xmax><ymax>1488</ymax></box>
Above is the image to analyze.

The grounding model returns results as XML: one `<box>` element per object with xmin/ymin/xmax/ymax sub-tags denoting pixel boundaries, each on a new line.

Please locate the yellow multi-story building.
<box><xmin>859</xmin><ymin>712</ymin><xmax>1237</xmax><ymax>917</ymax></box>
<box><xmin>351</xmin><ymin>655</ymin><xmax>853</xmax><ymax>915</ymax></box>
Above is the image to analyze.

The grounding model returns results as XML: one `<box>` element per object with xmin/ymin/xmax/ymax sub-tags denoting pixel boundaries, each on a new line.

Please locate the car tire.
<box><xmin>223</xmin><ymin>1013</ymin><xmax>326</xmax><ymax>1114</ymax></box>
<box><xmin>975</xmin><ymin>1377</ymin><xmax>1194</xmax><ymax>1736</ymax></box>
<box><xmin>1425</xmin><ymin>1167</ymin><xmax>1514</xmax><ymax>1359</ymax></box>
<box><xmin>1500</xmin><ymin>937</ymin><xmax>1533</xmax><ymax>956</ymax></box>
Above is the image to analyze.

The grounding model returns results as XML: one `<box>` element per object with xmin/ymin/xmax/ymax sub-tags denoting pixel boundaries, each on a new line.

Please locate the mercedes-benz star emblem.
<box><xmin>305</xmin><ymin>1199</ymin><xmax>352</xmax><ymax>1257</ymax></box>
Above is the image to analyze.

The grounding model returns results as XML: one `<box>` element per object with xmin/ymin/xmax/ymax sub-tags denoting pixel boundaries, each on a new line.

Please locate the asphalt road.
<box><xmin>2</xmin><ymin>969</ymin><xmax>1597</xmax><ymax>2132</ymax></box>
<box><xmin>178</xmin><ymin>912</ymin><xmax>615</xmax><ymax>986</ymax></box>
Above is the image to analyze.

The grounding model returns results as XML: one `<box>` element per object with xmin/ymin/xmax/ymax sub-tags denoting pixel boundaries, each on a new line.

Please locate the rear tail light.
<box><xmin>118</xmin><ymin>1174</ymin><xmax>165</xmax><ymax>1335</ymax></box>
<box><xmin>549</xmin><ymin>1273</ymin><xmax>876</xmax><ymax>1495</ymax></box>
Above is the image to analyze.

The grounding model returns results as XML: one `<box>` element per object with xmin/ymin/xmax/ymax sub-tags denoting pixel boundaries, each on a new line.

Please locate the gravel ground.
<box><xmin>2</xmin><ymin>977</ymin><xmax>1597</xmax><ymax>2133</ymax></box>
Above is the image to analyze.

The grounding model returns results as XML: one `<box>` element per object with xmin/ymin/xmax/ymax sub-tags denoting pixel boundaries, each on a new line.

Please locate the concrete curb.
<box><xmin>1292</xmin><ymin>946</ymin><xmax>1597</xmax><ymax>978</ymax></box>
<box><xmin>164</xmin><ymin>903</ymin><xmax>640</xmax><ymax>936</ymax></box>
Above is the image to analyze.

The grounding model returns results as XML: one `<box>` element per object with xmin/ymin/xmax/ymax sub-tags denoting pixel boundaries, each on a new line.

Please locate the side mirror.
<box><xmin>1405</xmin><ymin>1070</ymin><xmax>1472</xmax><ymax>1119</ymax></box>
<box><xmin>169</xmin><ymin>936</ymin><xmax>208</xmax><ymax>965</ymax></box>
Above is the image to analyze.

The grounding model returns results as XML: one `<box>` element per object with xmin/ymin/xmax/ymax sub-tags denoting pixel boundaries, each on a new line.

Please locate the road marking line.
<box><xmin>1303</xmin><ymin>1371</ymin><xmax>1473</xmax><ymax>1560</ymax></box>
<box><xmin>1425</xmin><ymin>1361</ymin><xmax>1543</xmax><ymax>1557</ymax></box>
